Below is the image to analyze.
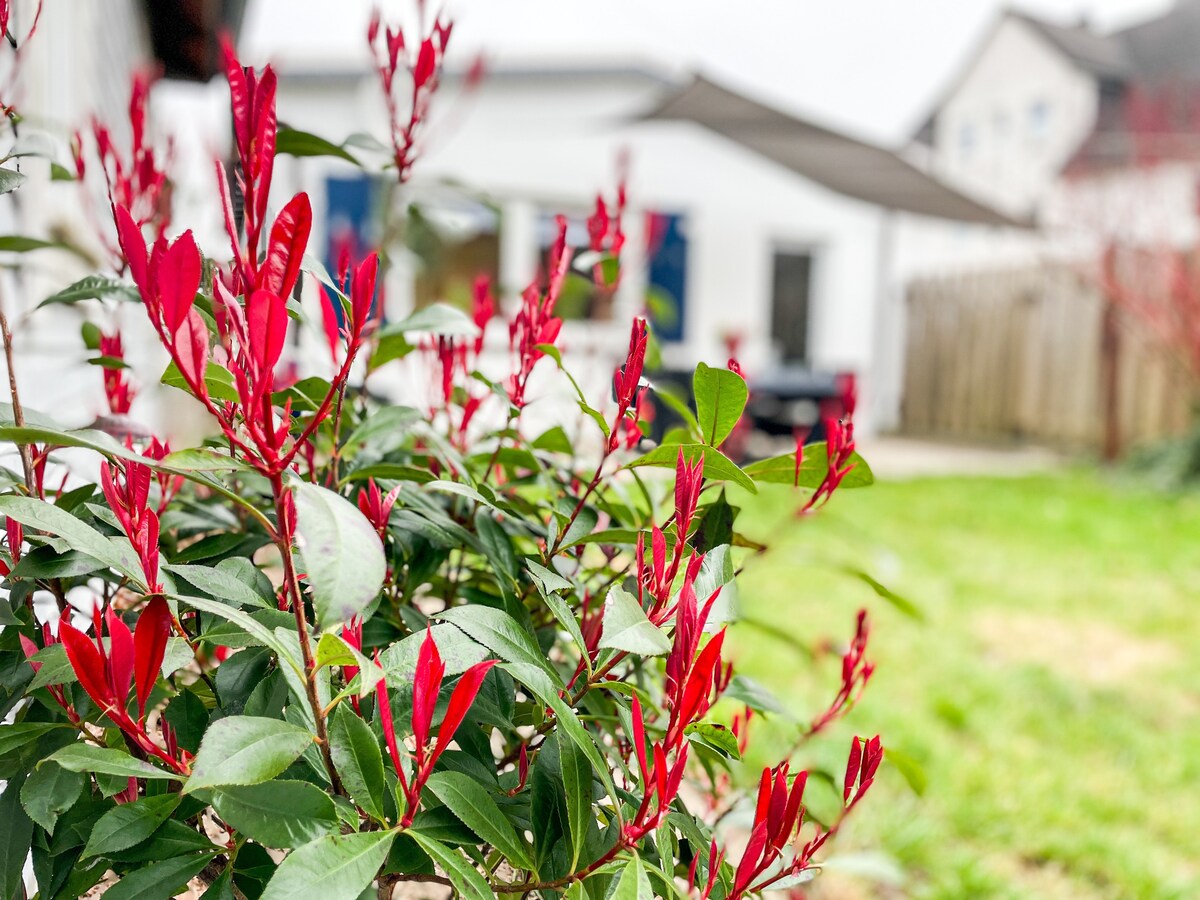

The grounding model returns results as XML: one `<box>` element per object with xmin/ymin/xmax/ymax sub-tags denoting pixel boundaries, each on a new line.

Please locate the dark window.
<box><xmin>770</xmin><ymin>251</ymin><xmax>813</xmax><ymax>364</ymax></box>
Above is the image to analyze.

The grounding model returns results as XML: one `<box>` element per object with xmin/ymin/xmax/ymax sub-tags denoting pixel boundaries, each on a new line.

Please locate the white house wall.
<box><xmin>271</xmin><ymin>73</ymin><xmax>892</xmax><ymax>434</ymax></box>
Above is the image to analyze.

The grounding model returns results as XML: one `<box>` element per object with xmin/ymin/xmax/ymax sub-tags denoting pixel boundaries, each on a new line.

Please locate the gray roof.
<box><xmin>1010</xmin><ymin>11</ymin><xmax>1131</xmax><ymax>79</ymax></box>
<box><xmin>643</xmin><ymin>76</ymin><xmax>1027</xmax><ymax>227</ymax></box>
<box><xmin>1114</xmin><ymin>0</ymin><xmax>1200</xmax><ymax>83</ymax></box>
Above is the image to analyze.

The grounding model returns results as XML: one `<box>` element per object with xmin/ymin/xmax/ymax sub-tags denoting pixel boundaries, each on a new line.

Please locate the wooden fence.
<box><xmin>901</xmin><ymin>265</ymin><xmax>1193</xmax><ymax>453</ymax></box>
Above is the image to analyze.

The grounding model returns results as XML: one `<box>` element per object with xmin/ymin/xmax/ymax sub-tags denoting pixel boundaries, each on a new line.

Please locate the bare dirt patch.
<box><xmin>975</xmin><ymin>610</ymin><xmax>1178</xmax><ymax>687</ymax></box>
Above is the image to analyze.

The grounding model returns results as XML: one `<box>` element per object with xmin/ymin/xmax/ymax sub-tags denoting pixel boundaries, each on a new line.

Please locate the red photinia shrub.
<box><xmin>0</xmin><ymin>13</ymin><xmax>889</xmax><ymax>900</ymax></box>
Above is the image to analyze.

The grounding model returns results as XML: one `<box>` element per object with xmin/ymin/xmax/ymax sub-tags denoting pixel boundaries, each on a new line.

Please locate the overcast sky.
<box><xmin>245</xmin><ymin>0</ymin><xmax>1174</xmax><ymax>144</ymax></box>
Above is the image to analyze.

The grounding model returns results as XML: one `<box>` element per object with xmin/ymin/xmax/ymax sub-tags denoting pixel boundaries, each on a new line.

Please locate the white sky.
<box><xmin>244</xmin><ymin>0</ymin><xmax>1173</xmax><ymax>144</ymax></box>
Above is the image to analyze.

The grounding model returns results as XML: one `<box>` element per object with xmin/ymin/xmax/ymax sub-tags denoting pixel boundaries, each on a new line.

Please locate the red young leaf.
<box><xmin>105</xmin><ymin>606</ymin><xmax>136</xmax><ymax>709</ymax></box>
<box><xmin>113</xmin><ymin>205</ymin><xmax>150</xmax><ymax>305</ymax></box>
<box><xmin>351</xmin><ymin>252</ymin><xmax>379</xmax><ymax>334</ymax></box>
<box><xmin>133</xmin><ymin>596</ymin><xmax>171</xmax><ymax>721</ymax></box>
<box><xmin>173</xmin><ymin>308</ymin><xmax>210</xmax><ymax>397</ymax></box>
<box><xmin>157</xmin><ymin>231</ymin><xmax>202</xmax><ymax>333</ymax></box>
<box><xmin>412</xmin><ymin>628</ymin><xmax>445</xmax><ymax>752</ymax></box>
<box><xmin>58</xmin><ymin>620</ymin><xmax>113</xmax><ymax>713</ymax></box>
<box><xmin>245</xmin><ymin>289</ymin><xmax>288</xmax><ymax>379</ymax></box>
<box><xmin>259</xmin><ymin>192</ymin><xmax>312</xmax><ymax>301</ymax></box>
<box><xmin>221</xmin><ymin>35</ymin><xmax>251</xmax><ymax>163</ymax></box>
<box><xmin>431</xmin><ymin>659</ymin><xmax>498</xmax><ymax>765</ymax></box>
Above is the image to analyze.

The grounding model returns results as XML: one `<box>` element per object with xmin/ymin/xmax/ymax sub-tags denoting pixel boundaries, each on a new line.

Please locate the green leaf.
<box><xmin>0</xmin><ymin>167</ymin><xmax>26</xmax><ymax>194</ymax></box>
<box><xmin>177</xmin><ymin>594</ymin><xmax>304</xmax><ymax>675</ymax></box>
<box><xmin>184</xmin><ymin>717</ymin><xmax>314</xmax><ymax>793</ymax></box>
<box><xmin>610</xmin><ymin>854</ymin><xmax>653</xmax><ymax>899</ymax></box>
<box><xmin>82</xmin><ymin>794</ymin><xmax>180</xmax><ymax>857</ymax></box>
<box><xmin>0</xmin><ymin>235</ymin><xmax>86</xmax><ymax>259</ymax></box>
<box><xmin>437</xmin><ymin>606</ymin><xmax>557</xmax><ymax>684</ymax></box>
<box><xmin>340</xmin><ymin>405</ymin><xmax>421</xmax><ymax>456</ymax></box>
<box><xmin>379</xmin><ymin>625</ymin><xmax>491</xmax><ymax>681</ymax></box>
<box><xmin>44</xmin><ymin>744</ymin><xmax>178</xmax><ymax>780</ymax></box>
<box><xmin>598</xmin><ymin>586</ymin><xmax>671</xmax><ymax>656</ymax></box>
<box><xmin>161</xmin><ymin>359</ymin><xmax>239</xmax><ymax>404</ymax></box>
<box><xmin>558</xmin><ymin>728</ymin><xmax>592</xmax><ymax>871</ymax></box>
<box><xmin>20</xmin><ymin>761</ymin><xmax>84</xmax><ymax>833</ymax></box>
<box><xmin>693</xmin><ymin>362</ymin><xmax>748</xmax><ymax>448</ymax></box>
<box><xmin>0</xmin><ymin>776</ymin><xmax>33</xmax><ymax>900</ymax></box>
<box><xmin>0</xmin><ymin>721</ymin><xmax>67</xmax><ymax>755</ymax></box>
<box><xmin>368</xmin><ymin>330</ymin><xmax>415</xmax><ymax>369</ymax></box>
<box><xmin>407</xmin><ymin>832</ymin><xmax>492</xmax><ymax>900</ymax></box>
<box><xmin>885</xmin><ymin>747</ymin><xmax>927</xmax><ymax>796</ymax></box>
<box><xmin>742</xmin><ymin>443</ymin><xmax>874</xmax><ymax>488</ymax></box>
<box><xmin>628</xmin><ymin>443</ymin><xmax>756</xmax><ymax>494</ymax></box>
<box><xmin>276</xmin><ymin>127</ymin><xmax>360</xmax><ymax>164</ymax></box>
<box><xmin>293</xmin><ymin>481</ymin><xmax>386</xmax><ymax>630</ymax></box>
<box><xmin>846</xmin><ymin>567</ymin><xmax>923</xmax><ymax>620</ymax></box>
<box><xmin>165</xmin><ymin>563</ymin><xmax>271</xmax><ymax>609</ymax></box>
<box><xmin>503</xmin><ymin>663</ymin><xmax>618</xmax><ymax>812</ymax></box>
<box><xmin>0</xmin><ymin>495</ymin><xmax>143</xmax><ymax>584</ymax></box>
<box><xmin>212</xmin><ymin>781</ymin><xmax>338</xmax><ymax>848</ymax></box>
<box><xmin>425</xmin><ymin>771</ymin><xmax>534</xmax><ymax>871</ymax></box>
<box><xmin>722</xmin><ymin>674</ymin><xmax>786</xmax><ymax>715</ymax></box>
<box><xmin>684</xmin><ymin>722</ymin><xmax>741</xmax><ymax>760</ymax></box>
<box><xmin>259</xmin><ymin>830</ymin><xmax>395</xmax><ymax>900</ymax></box>
<box><xmin>39</xmin><ymin>274</ymin><xmax>140</xmax><ymax>308</ymax></box>
<box><xmin>100</xmin><ymin>852</ymin><xmax>216</xmax><ymax>900</ymax></box>
<box><xmin>314</xmin><ymin>633</ymin><xmax>382</xmax><ymax>697</ymax></box>
<box><xmin>50</xmin><ymin>161</ymin><xmax>75</xmax><ymax>181</ymax></box>
<box><xmin>384</xmin><ymin>302</ymin><xmax>478</xmax><ymax>337</ymax></box>
<box><xmin>329</xmin><ymin>705</ymin><xmax>386</xmax><ymax>824</ymax></box>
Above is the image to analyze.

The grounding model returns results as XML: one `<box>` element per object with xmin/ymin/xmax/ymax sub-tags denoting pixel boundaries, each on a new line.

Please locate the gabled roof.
<box><xmin>1009</xmin><ymin>11</ymin><xmax>1131</xmax><ymax>79</ymax></box>
<box><xmin>910</xmin><ymin>8</ymin><xmax>1130</xmax><ymax>144</ymax></box>
<box><xmin>643</xmin><ymin>76</ymin><xmax>1028</xmax><ymax>227</ymax></box>
<box><xmin>1115</xmin><ymin>0</ymin><xmax>1200</xmax><ymax>84</ymax></box>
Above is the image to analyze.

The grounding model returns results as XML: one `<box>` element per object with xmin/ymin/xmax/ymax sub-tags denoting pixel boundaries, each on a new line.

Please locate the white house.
<box><xmin>244</xmin><ymin>0</ymin><xmax>1012</xmax><ymax>437</ymax></box>
<box><xmin>900</xmin><ymin>1</ymin><xmax>1200</xmax><ymax>277</ymax></box>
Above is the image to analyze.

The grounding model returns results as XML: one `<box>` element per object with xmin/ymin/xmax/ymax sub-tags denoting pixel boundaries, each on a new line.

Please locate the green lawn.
<box><xmin>727</xmin><ymin>470</ymin><xmax>1200</xmax><ymax>899</ymax></box>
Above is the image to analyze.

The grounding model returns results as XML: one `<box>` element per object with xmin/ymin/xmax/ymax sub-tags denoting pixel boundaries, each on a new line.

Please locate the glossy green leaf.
<box><xmin>407</xmin><ymin>832</ymin><xmax>492</xmax><ymax>900</ymax></box>
<box><xmin>598</xmin><ymin>586</ymin><xmax>671</xmax><ymax>656</ymax></box>
<box><xmin>610</xmin><ymin>854</ymin><xmax>653</xmax><ymax>899</ymax></box>
<box><xmin>425</xmin><ymin>771</ymin><xmax>534</xmax><ymax>871</ymax></box>
<box><xmin>437</xmin><ymin>605</ymin><xmax>557</xmax><ymax>683</ymax></box>
<box><xmin>0</xmin><ymin>776</ymin><xmax>33</xmax><ymax>900</ymax></box>
<box><xmin>0</xmin><ymin>495</ymin><xmax>143</xmax><ymax>584</ymax></box>
<box><xmin>293</xmin><ymin>481</ymin><xmax>386</xmax><ymax>630</ymax></box>
<box><xmin>44</xmin><ymin>744</ymin><xmax>178</xmax><ymax>780</ymax></box>
<box><xmin>39</xmin><ymin>274</ymin><xmax>140</xmax><ymax>308</ymax></box>
<box><xmin>275</xmin><ymin>127</ymin><xmax>361</xmax><ymax>165</ymax></box>
<box><xmin>82</xmin><ymin>794</ymin><xmax>180</xmax><ymax>857</ymax></box>
<box><xmin>628</xmin><ymin>443</ymin><xmax>756</xmax><ymax>494</ymax></box>
<box><xmin>184</xmin><ymin>717</ymin><xmax>314</xmax><ymax>793</ymax></box>
<box><xmin>558</xmin><ymin>727</ymin><xmax>592</xmax><ymax>871</ymax></box>
<box><xmin>212</xmin><ymin>781</ymin><xmax>338</xmax><ymax>848</ymax></box>
<box><xmin>693</xmin><ymin>362</ymin><xmax>748</xmax><ymax>448</ymax></box>
<box><xmin>19</xmin><ymin>761</ymin><xmax>84</xmax><ymax>833</ymax></box>
<box><xmin>329</xmin><ymin>705</ymin><xmax>386</xmax><ymax>823</ymax></box>
<box><xmin>101</xmin><ymin>852</ymin><xmax>216</xmax><ymax>900</ymax></box>
<box><xmin>259</xmin><ymin>830</ymin><xmax>395</xmax><ymax>900</ymax></box>
<box><xmin>742</xmin><ymin>443</ymin><xmax>874</xmax><ymax>488</ymax></box>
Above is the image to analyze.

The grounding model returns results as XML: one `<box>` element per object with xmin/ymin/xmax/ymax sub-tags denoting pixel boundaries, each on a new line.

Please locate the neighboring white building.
<box><xmin>901</xmin><ymin>1</ymin><xmax>1200</xmax><ymax>277</ymax></box>
<box><xmin>246</xmin><ymin>0</ymin><xmax>1011</xmax><ymax>437</ymax></box>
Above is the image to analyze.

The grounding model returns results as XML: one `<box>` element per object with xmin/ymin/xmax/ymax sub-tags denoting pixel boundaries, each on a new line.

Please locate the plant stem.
<box><xmin>269</xmin><ymin>474</ymin><xmax>343</xmax><ymax>794</ymax></box>
<box><xmin>0</xmin><ymin>304</ymin><xmax>35</xmax><ymax>493</ymax></box>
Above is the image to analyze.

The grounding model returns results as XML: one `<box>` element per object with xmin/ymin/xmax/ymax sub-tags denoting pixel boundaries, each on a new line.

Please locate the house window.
<box><xmin>1028</xmin><ymin>100</ymin><xmax>1050</xmax><ymax>140</ymax></box>
<box><xmin>534</xmin><ymin>210</ymin><xmax>615</xmax><ymax>322</ymax></box>
<box><xmin>410</xmin><ymin>198</ymin><xmax>500</xmax><ymax>312</ymax></box>
<box><xmin>770</xmin><ymin>250</ymin><xmax>814</xmax><ymax>364</ymax></box>
<box><xmin>959</xmin><ymin>122</ymin><xmax>976</xmax><ymax>161</ymax></box>
<box><xmin>646</xmin><ymin>212</ymin><xmax>688</xmax><ymax>343</ymax></box>
<box><xmin>993</xmin><ymin>109</ymin><xmax>1010</xmax><ymax>140</ymax></box>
